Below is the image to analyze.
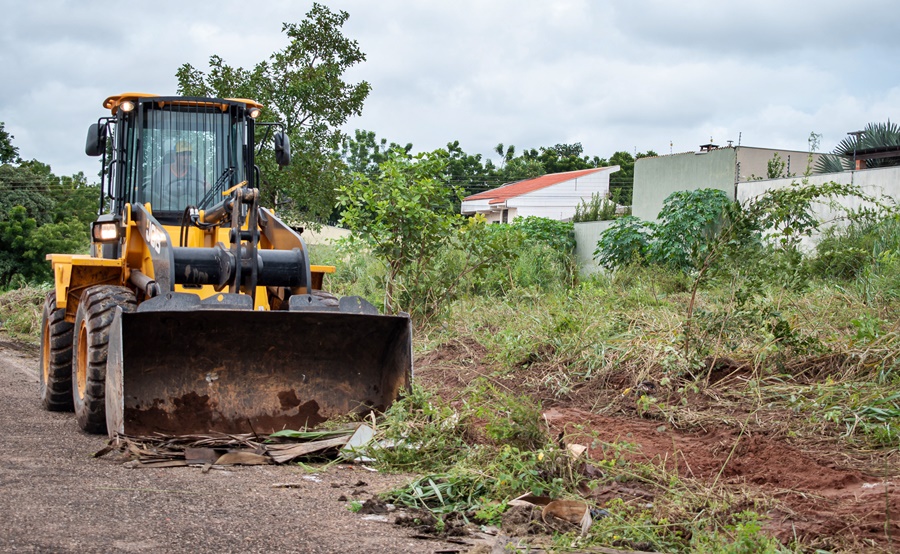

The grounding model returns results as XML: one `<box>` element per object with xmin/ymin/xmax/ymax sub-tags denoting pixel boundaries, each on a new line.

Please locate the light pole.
<box><xmin>847</xmin><ymin>130</ymin><xmax>865</xmax><ymax>170</ymax></box>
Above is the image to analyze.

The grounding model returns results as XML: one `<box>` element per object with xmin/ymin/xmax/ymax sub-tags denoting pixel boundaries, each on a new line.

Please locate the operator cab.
<box><xmin>86</xmin><ymin>94</ymin><xmax>286</xmax><ymax>226</ymax></box>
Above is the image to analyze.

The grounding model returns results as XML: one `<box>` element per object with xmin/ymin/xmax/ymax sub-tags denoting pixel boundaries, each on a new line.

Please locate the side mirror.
<box><xmin>274</xmin><ymin>132</ymin><xmax>291</xmax><ymax>166</ymax></box>
<box><xmin>85</xmin><ymin>123</ymin><xmax>106</xmax><ymax>157</ymax></box>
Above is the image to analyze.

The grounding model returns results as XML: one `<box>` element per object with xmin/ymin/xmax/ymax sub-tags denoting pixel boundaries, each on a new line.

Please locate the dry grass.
<box><xmin>0</xmin><ymin>286</ymin><xmax>47</xmax><ymax>342</ymax></box>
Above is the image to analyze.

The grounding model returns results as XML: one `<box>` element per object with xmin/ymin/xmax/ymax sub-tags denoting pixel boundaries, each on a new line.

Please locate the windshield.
<box><xmin>126</xmin><ymin>104</ymin><xmax>246</xmax><ymax>212</ymax></box>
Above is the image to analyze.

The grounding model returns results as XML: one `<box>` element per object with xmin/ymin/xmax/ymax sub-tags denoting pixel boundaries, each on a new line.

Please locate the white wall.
<box><xmin>462</xmin><ymin>167</ymin><xmax>619</xmax><ymax>222</ymax></box>
<box><xmin>737</xmin><ymin>166</ymin><xmax>900</xmax><ymax>249</ymax></box>
<box><xmin>509</xmin><ymin>169</ymin><xmax>615</xmax><ymax>220</ymax></box>
<box><xmin>574</xmin><ymin>220</ymin><xmax>615</xmax><ymax>276</ymax></box>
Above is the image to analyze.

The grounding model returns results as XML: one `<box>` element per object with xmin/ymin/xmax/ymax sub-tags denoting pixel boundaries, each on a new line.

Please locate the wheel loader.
<box><xmin>39</xmin><ymin>93</ymin><xmax>411</xmax><ymax>438</ymax></box>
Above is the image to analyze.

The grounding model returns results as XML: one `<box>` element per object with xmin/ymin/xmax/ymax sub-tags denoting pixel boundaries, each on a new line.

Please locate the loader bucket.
<box><xmin>105</xmin><ymin>301</ymin><xmax>412</xmax><ymax>437</ymax></box>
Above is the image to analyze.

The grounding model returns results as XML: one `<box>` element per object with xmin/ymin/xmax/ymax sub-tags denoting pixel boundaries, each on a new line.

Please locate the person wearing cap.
<box><xmin>148</xmin><ymin>140</ymin><xmax>207</xmax><ymax>210</ymax></box>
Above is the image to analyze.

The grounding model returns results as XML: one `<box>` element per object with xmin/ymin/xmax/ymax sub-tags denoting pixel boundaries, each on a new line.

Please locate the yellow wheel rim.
<box><xmin>76</xmin><ymin>322</ymin><xmax>88</xmax><ymax>400</ymax></box>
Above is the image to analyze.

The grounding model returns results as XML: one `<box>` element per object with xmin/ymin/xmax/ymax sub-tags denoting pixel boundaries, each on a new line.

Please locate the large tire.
<box><xmin>72</xmin><ymin>286</ymin><xmax>136</xmax><ymax>434</ymax></box>
<box><xmin>39</xmin><ymin>292</ymin><xmax>74</xmax><ymax>411</ymax></box>
<box><xmin>311</xmin><ymin>289</ymin><xmax>340</xmax><ymax>308</ymax></box>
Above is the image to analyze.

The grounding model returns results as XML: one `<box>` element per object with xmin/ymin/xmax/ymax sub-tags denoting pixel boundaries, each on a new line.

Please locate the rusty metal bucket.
<box><xmin>105</xmin><ymin>298</ymin><xmax>412</xmax><ymax>437</ymax></box>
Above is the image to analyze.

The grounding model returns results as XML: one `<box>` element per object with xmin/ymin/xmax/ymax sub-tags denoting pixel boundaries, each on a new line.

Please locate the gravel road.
<box><xmin>0</xmin><ymin>340</ymin><xmax>464</xmax><ymax>553</ymax></box>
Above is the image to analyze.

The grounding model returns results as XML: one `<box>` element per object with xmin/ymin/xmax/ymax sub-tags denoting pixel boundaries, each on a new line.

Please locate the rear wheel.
<box><xmin>39</xmin><ymin>292</ymin><xmax>74</xmax><ymax>411</ymax></box>
<box><xmin>72</xmin><ymin>286</ymin><xmax>136</xmax><ymax>434</ymax></box>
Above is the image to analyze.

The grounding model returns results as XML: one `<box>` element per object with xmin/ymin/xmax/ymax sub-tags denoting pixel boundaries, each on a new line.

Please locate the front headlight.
<box><xmin>91</xmin><ymin>221</ymin><xmax>120</xmax><ymax>243</ymax></box>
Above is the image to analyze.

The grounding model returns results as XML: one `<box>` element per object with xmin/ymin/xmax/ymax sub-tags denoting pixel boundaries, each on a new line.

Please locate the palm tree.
<box><xmin>815</xmin><ymin>120</ymin><xmax>900</xmax><ymax>173</ymax></box>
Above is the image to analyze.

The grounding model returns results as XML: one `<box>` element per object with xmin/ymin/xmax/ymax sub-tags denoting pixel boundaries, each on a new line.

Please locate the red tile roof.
<box><xmin>463</xmin><ymin>167</ymin><xmax>607</xmax><ymax>205</ymax></box>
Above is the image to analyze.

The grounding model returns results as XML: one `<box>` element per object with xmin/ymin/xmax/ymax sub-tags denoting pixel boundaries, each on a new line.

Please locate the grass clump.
<box><xmin>0</xmin><ymin>285</ymin><xmax>47</xmax><ymax>342</ymax></box>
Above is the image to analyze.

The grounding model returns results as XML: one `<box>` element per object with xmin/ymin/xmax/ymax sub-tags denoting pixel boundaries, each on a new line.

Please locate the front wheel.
<box><xmin>39</xmin><ymin>292</ymin><xmax>74</xmax><ymax>411</ymax></box>
<box><xmin>72</xmin><ymin>286</ymin><xmax>136</xmax><ymax>434</ymax></box>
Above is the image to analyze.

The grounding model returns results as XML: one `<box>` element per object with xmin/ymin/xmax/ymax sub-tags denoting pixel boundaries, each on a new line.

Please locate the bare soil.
<box><xmin>416</xmin><ymin>337</ymin><xmax>900</xmax><ymax>553</ymax></box>
<box><xmin>0</xmin><ymin>340</ymin><xmax>467</xmax><ymax>554</ymax></box>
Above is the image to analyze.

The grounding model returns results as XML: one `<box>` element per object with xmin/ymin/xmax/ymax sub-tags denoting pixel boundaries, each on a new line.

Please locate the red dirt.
<box><xmin>416</xmin><ymin>339</ymin><xmax>900</xmax><ymax>552</ymax></box>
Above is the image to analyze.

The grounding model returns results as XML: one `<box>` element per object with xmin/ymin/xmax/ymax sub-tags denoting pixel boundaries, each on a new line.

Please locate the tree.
<box><xmin>176</xmin><ymin>3</ymin><xmax>371</xmax><ymax>223</ymax></box>
<box><xmin>337</xmin><ymin>150</ymin><xmax>458</xmax><ymax>314</ymax></box>
<box><xmin>0</xmin><ymin>122</ymin><xmax>19</xmax><ymax>164</ymax></box>
<box><xmin>0</xmin><ymin>152</ymin><xmax>97</xmax><ymax>287</ymax></box>
<box><xmin>607</xmin><ymin>150</ymin><xmax>657</xmax><ymax>206</ymax></box>
<box><xmin>341</xmin><ymin>130</ymin><xmax>411</xmax><ymax>178</ymax></box>
<box><xmin>815</xmin><ymin>120</ymin><xmax>900</xmax><ymax>173</ymax></box>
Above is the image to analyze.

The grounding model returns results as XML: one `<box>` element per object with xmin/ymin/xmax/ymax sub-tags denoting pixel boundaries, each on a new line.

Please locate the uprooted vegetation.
<box><xmin>2</xmin><ymin>182</ymin><xmax>900</xmax><ymax>552</ymax></box>
<box><xmin>315</xmin><ymin>183</ymin><xmax>900</xmax><ymax>552</ymax></box>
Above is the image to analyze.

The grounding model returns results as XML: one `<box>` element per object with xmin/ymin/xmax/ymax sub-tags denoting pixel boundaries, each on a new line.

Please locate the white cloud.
<box><xmin>0</xmin><ymin>0</ymin><xmax>897</xmax><ymax>178</ymax></box>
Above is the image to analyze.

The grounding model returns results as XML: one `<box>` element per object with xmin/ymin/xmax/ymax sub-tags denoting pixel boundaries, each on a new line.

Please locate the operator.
<box><xmin>149</xmin><ymin>140</ymin><xmax>207</xmax><ymax>210</ymax></box>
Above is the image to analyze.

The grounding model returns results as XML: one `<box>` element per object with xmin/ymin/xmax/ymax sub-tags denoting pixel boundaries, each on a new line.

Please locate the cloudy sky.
<box><xmin>2</xmin><ymin>0</ymin><xmax>899</xmax><ymax>179</ymax></box>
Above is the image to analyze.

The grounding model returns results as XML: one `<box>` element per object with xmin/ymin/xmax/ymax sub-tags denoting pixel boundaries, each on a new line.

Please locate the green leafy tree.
<box><xmin>337</xmin><ymin>150</ymin><xmax>458</xmax><ymax>314</ymax></box>
<box><xmin>176</xmin><ymin>3</ymin><xmax>370</xmax><ymax>223</ymax></box>
<box><xmin>0</xmin><ymin>206</ymin><xmax>88</xmax><ymax>287</ymax></box>
<box><xmin>648</xmin><ymin>189</ymin><xmax>736</xmax><ymax>272</ymax></box>
<box><xmin>341</xmin><ymin>130</ymin><xmax>412</xmax><ymax>177</ymax></box>
<box><xmin>607</xmin><ymin>150</ymin><xmax>657</xmax><ymax>206</ymax></box>
<box><xmin>0</xmin><ymin>153</ymin><xmax>97</xmax><ymax>287</ymax></box>
<box><xmin>594</xmin><ymin>216</ymin><xmax>654</xmax><ymax>269</ymax></box>
<box><xmin>0</xmin><ymin>122</ymin><xmax>19</xmax><ymax>164</ymax></box>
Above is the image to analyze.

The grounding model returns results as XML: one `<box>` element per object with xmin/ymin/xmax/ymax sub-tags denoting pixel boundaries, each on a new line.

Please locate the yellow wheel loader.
<box><xmin>39</xmin><ymin>93</ymin><xmax>411</xmax><ymax>437</ymax></box>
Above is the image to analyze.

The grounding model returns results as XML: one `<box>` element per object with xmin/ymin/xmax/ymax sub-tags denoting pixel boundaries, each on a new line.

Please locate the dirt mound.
<box><xmin>543</xmin><ymin>407</ymin><xmax>899</xmax><ymax>550</ymax></box>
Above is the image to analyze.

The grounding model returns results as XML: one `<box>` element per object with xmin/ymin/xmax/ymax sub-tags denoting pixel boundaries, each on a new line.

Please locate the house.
<box><xmin>460</xmin><ymin>166</ymin><xmax>620</xmax><ymax>223</ymax></box>
<box><xmin>631</xmin><ymin>144</ymin><xmax>824</xmax><ymax>221</ymax></box>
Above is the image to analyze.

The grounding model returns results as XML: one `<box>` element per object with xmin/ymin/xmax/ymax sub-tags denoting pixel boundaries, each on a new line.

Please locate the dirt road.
<box><xmin>0</xmin><ymin>340</ymin><xmax>461</xmax><ymax>553</ymax></box>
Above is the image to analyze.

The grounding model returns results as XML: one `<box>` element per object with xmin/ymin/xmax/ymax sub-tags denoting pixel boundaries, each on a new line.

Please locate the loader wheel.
<box><xmin>72</xmin><ymin>286</ymin><xmax>136</xmax><ymax>434</ymax></box>
<box><xmin>39</xmin><ymin>292</ymin><xmax>74</xmax><ymax>411</ymax></box>
<box><xmin>311</xmin><ymin>290</ymin><xmax>339</xmax><ymax>308</ymax></box>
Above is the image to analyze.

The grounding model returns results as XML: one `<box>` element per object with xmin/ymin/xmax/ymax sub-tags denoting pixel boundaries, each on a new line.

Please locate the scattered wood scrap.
<box><xmin>94</xmin><ymin>424</ymin><xmax>377</xmax><ymax>469</ymax></box>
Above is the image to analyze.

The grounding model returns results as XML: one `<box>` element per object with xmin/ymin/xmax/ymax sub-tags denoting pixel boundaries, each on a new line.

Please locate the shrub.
<box><xmin>594</xmin><ymin>216</ymin><xmax>653</xmax><ymax>269</ymax></box>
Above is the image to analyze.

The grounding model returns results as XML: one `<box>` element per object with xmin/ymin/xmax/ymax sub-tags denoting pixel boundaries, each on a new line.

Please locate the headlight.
<box><xmin>248</xmin><ymin>107</ymin><xmax>261</xmax><ymax>119</ymax></box>
<box><xmin>91</xmin><ymin>222</ymin><xmax>120</xmax><ymax>242</ymax></box>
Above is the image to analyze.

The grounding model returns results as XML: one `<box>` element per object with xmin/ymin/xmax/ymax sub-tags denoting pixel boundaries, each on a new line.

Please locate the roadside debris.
<box><xmin>94</xmin><ymin>423</ymin><xmax>378</xmax><ymax>468</ymax></box>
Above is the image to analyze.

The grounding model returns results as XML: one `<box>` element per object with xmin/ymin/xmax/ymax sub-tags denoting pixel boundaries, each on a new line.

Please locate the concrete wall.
<box><xmin>632</xmin><ymin>148</ymin><xmax>737</xmax><ymax>221</ymax></box>
<box><xmin>632</xmin><ymin>146</ymin><xmax>824</xmax><ymax>222</ymax></box>
<box><xmin>735</xmin><ymin>147</ymin><xmax>822</xmax><ymax>182</ymax></box>
<box><xmin>574</xmin><ymin>220</ymin><xmax>615</xmax><ymax>276</ymax></box>
<box><xmin>737</xmin><ymin>166</ymin><xmax>900</xmax><ymax>249</ymax></box>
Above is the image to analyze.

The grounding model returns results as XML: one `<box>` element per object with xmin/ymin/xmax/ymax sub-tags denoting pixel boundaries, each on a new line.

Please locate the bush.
<box><xmin>594</xmin><ymin>216</ymin><xmax>653</xmax><ymax>269</ymax></box>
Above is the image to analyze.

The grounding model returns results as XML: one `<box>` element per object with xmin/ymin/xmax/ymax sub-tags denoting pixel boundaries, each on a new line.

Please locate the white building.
<box><xmin>460</xmin><ymin>166</ymin><xmax>620</xmax><ymax>223</ymax></box>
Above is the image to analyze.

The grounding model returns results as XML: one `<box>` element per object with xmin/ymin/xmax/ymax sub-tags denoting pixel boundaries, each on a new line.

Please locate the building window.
<box><xmin>501</xmin><ymin>209</ymin><xmax>508</xmax><ymax>223</ymax></box>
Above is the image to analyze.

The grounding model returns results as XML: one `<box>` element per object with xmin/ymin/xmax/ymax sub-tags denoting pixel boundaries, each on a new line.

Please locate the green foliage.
<box><xmin>337</xmin><ymin>149</ymin><xmax>458</xmax><ymax>314</ymax></box>
<box><xmin>347</xmin><ymin>500</ymin><xmax>363</xmax><ymax>513</ymax></box>
<box><xmin>511</xmin><ymin>216</ymin><xmax>575</xmax><ymax>253</ymax></box>
<box><xmin>372</xmin><ymin>386</ymin><xmax>471</xmax><ymax>472</ymax></box>
<box><xmin>0</xmin><ymin>161</ymin><xmax>95</xmax><ymax>287</ymax></box>
<box><xmin>470</xmin><ymin>385</ymin><xmax>547</xmax><ymax>449</ymax></box>
<box><xmin>816</xmin><ymin>119</ymin><xmax>900</xmax><ymax>173</ymax></box>
<box><xmin>340</xmin><ymin>129</ymin><xmax>411</xmax><ymax>178</ymax></box>
<box><xmin>594</xmin><ymin>216</ymin><xmax>653</xmax><ymax>269</ymax></box>
<box><xmin>0</xmin><ymin>122</ymin><xmax>20</xmax><ymax>164</ymax></box>
<box><xmin>176</xmin><ymin>3</ymin><xmax>370</xmax><ymax>223</ymax></box>
<box><xmin>648</xmin><ymin>189</ymin><xmax>737</xmax><ymax>272</ymax></box>
<box><xmin>811</xmin><ymin>211</ymin><xmax>900</xmax><ymax>302</ymax></box>
<box><xmin>572</xmin><ymin>191</ymin><xmax>620</xmax><ymax>222</ymax></box>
